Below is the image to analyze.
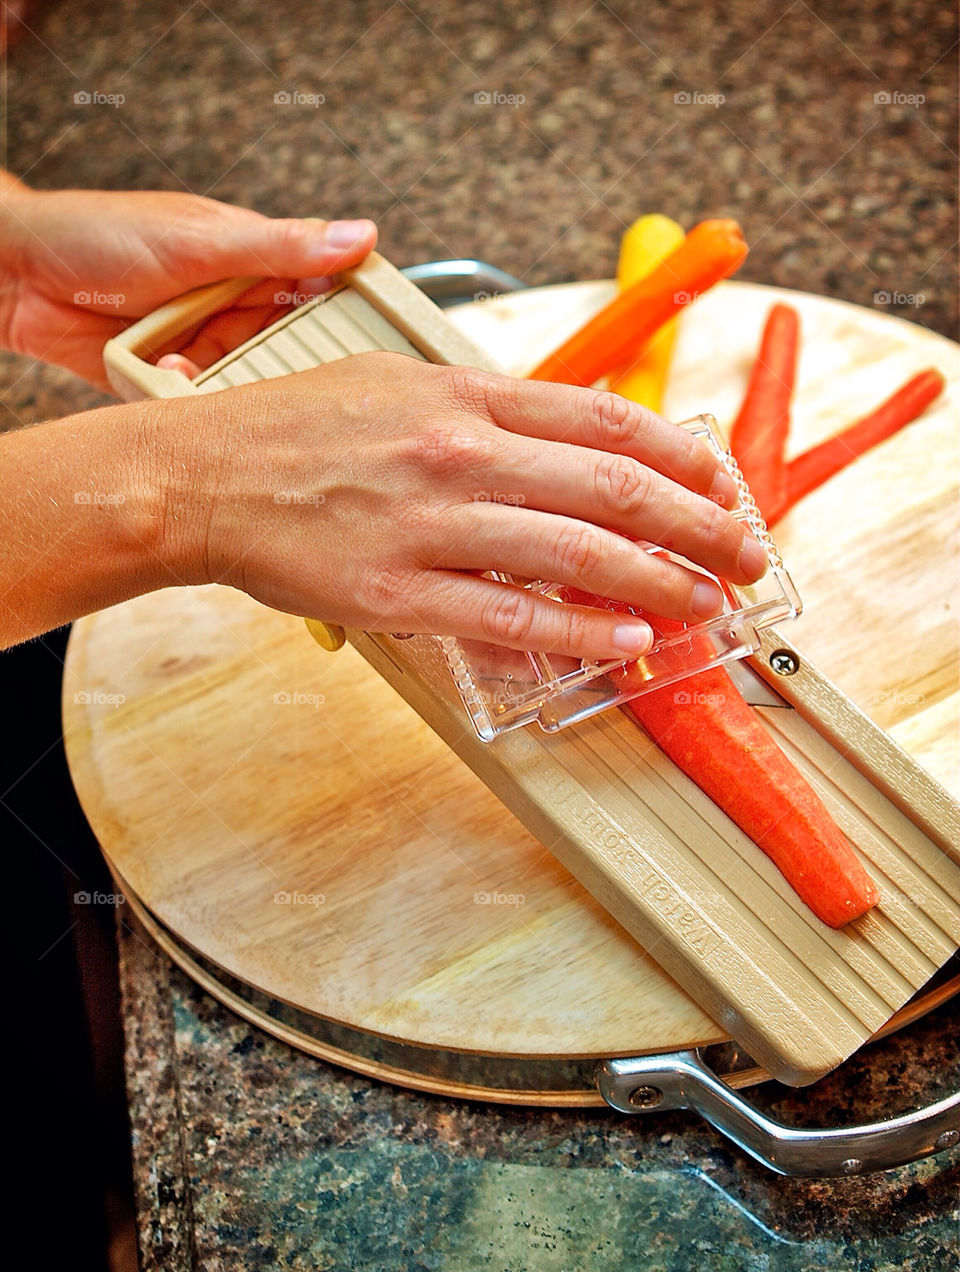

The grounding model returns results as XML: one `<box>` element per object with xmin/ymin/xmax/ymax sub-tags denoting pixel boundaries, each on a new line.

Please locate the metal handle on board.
<box><xmin>596</xmin><ymin>1048</ymin><xmax>960</xmax><ymax>1177</ymax></box>
<box><xmin>400</xmin><ymin>259</ymin><xmax>526</xmax><ymax>306</ymax></box>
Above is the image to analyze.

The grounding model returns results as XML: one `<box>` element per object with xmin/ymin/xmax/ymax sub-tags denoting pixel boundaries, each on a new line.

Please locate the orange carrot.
<box><xmin>729</xmin><ymin>304</ymin><xmax>799</xmax><ymax>523</ymax></box>
<box><xmin>562</xmin><ymin>586</ymin><xmax>879</xmax><ymax>926</ymax></box>
<box><xmin>624</xmin><ymin>665</ymin><xmax>880</xmax><ymax>927</ymax></box>
<box><xmin>779</xmin><ymin>368</ymin><xmax>946</xmax><ymax>519</ymax></box>
<box><xmin>528</xmin><ymin>219</ymin><xmax>748</xmax><ymax>387</ymax></box>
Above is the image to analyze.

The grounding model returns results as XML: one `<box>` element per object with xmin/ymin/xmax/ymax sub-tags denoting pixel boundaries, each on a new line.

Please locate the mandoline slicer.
<box><xmin>104</xmin><ymin>253</ymin><xmax>960</xmax><ymax>1106</ymax></box>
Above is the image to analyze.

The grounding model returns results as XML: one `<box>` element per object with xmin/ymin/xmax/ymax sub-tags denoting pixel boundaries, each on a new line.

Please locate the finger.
<box><xmin>220</xmin><ymin>278</ymin><xmax>298</xmax><ymax>308</ymax></box>
<box><xmin>161</xmin><ymin>304</ymin><xmax>290</xmax><ymax>370</ymax></box>
<box><xmin>157</xmin><ymin>352</ymin><xmax>202</xmax><ymax>378</ymax></box>
<box><xmin>445</xmin><ymin>368</ymin><xmax>739</xmax><ymax>509</ymax></box>
<box><xmin>292</xmin><ymin>275</ymin><xmax>339</xmax><ymax>298</ymax></box>
<box><xmin>155</xmin><ymin>279</ymin><xmax>335</xmax><ymax>370</ymax></box>
<box><xmin>397</xmin><ymin>571</ymin><xmax>655</xmax><ymax>660</ymax></box>
<box><xmin>483</xmin><ymin>435</ymin><xmax>767</xmax><ymax>585</ymax></box>
<box><xmin>428</xmin><ymin>505</ymin><xmax>726</xmax><ymax>623</ymax></box>
<box><xmin>219</xmin><ymin>276</ymin><xmax>335</xmax><ymax>306</ymax></box>
<box><xmin>204</xmin><ymin>206</ymin><xmax>378</xmax><ymax>282</ymax></box>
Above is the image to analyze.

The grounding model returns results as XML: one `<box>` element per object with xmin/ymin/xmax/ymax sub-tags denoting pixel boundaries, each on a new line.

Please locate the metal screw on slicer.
<box><xmin>770</xmin><ymin>649</ymin><xmax>800</xmax><ymax>676</ymax></box>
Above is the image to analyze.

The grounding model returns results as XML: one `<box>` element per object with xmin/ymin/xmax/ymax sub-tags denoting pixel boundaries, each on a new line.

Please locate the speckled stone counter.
<box><xmin>4</xmin><ymin>0</ymin><xmax>958</xmax><ymax>1267</ymax></box>
<box><xmin>118</xmin><ymin>916</ymin><xmax>959</xmax><ymax>1272</ymax></box>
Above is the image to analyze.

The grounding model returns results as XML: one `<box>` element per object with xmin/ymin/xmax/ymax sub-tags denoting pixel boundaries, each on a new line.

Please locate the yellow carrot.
<box><xmin>610</xmin><ymin>214</ymin><xmax>685</xmax><ymax>412</ymax></box>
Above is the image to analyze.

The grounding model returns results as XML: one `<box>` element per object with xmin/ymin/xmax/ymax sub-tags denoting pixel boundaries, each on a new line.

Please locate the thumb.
<box><xmin>202</xmin><ymin>207</ymin><xmax>378</xmax><ymax>280</ymax></box>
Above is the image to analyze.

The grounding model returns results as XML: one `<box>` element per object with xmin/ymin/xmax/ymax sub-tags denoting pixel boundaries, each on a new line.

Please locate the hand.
<box><xmin>158</xmin><ymin>354</ymin><xmax>768</xmax><ymax>659</ymax></box>
<box><xmin>0</xmin><ymin>177</ymin><xmax>377</xmax><ymax>392</ymax></box>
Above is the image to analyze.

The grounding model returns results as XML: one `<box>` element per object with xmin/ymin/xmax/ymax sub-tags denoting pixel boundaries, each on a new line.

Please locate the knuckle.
<box><xmin>443</xmin><ymin>363</ymin><xmax>496</xmax><ymax>414</ymax></box>
<box><xmin>595</xmin><ymin>454</ymin><xmax>652</xmax><ymax>515</ymax></box>
<box><xmin>673</xmin><ymin>430</ymin><xmax>709</xmax><ymax>480</ymax></box>
<box><xmin>693</xmin><ymin>498</ymin><xmax>736</xmax><ymax>549</ymax></box>
<box><xmin>589</xmin><ymin>390</ymin><xmax>635</xmax><ymax>445</ymax></box>
<box><xmin>555</xmin><ymin>523</ymin><xmax>605</xmax><ymax>580</ymax></box>
<box><xmin>480</xmin><ymin>587</ymin><xmax>538</xmax><ymax>646</ymax></box>
<box><xmin>360</xmin><ymin>564</ymin><xmax>410</xmax><ymax>622</ymax></box>
<box><xmin>413</xmin><ymin>421</ymin><xmax>491</xmax><ymax>478</ymax></box>
<box><xmin>272</xmin><ymin>216</ymin><xmax>313</xmax><ymax>258</ymax></box>
<box><xmin>159</xmin><ymin>197</ymin><xmax>230</xmax><ymax>266</ymax></box>
<box><xmin>556</xmin><ymin>603</ymin><xmax>590</xmax><ymax>650</ymax></box>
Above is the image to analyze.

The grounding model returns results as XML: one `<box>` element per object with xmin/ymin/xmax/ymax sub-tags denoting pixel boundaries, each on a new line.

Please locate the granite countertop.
<box><xmin>120</xmin><ymin>922</ymin><xmax>958</xmax><ymax>1270</ymax></box>
<box><xmin>4</xmin><ymin>0</ymin><xmax>958</xmax><ymax>1267</ymax></box>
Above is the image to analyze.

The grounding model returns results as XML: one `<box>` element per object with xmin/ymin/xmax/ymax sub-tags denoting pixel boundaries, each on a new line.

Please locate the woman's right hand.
<box><xmin>156</xmin><ymin>352</ymin><xmax>767</xmax><ymax>661</ymax></box>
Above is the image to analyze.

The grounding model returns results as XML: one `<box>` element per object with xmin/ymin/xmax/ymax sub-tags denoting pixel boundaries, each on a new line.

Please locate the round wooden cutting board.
<box><xmin>63</xmin><ymin>281</ymin><xmax>960</xmax><ymax>1102</ymax></box>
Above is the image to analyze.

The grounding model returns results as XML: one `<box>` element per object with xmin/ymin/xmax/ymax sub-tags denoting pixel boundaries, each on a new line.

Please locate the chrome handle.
<box><xmin>596</xmin><ymin>1049</ymin><xmax>960</xmax><ymax>1177</ymax></box>
<box><xmin>400</xmin><ymin>259</ymin><xmax>526</xmax><ymax>307</ymax></box>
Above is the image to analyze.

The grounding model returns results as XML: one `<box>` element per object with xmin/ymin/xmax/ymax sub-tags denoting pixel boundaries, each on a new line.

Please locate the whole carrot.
<box><xmin>624</xmin><ymin>665</ymin><xmax>881</xmax><ymax>928</ymax></box>
<box><xmin>564</xmin><ymin>586</ymin><xmax>880</xmax><ymax>927</ymax></box>
<box><xmin>529</xmin><ymin>219</ymin><xmax>748</xmax><ymax>387</ymax></box>
<box><xmin>780</xmin><ymin>368</ymin><xmax>946</xmax><ymax>517</ymax></box>
<box><xmin>729</xmin><ymin>303</ymin><xmax>800</xmax><ymax>524</ymax></box>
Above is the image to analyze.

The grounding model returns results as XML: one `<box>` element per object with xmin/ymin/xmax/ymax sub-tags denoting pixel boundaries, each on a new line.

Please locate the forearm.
<box><xmin>0</xmin><ymin>397</ymin><xmax>184</xmax><ymax>647</ymax></box>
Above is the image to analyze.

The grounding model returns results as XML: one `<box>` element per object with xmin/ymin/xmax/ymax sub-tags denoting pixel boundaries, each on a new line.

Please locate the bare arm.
<box><xmin>0</xmin><ymin>355</ymin><xmax>765</xmax><ymax>654</ymax></box>
<box><xmin>0</xmin><ymin>399</ymin><xmax>174</xmax><ymax>643</ymax></box>
<box><xmin>0</xmin><ymin>179</ymin><xmax>765</xmax><ymax>655</ymax></box>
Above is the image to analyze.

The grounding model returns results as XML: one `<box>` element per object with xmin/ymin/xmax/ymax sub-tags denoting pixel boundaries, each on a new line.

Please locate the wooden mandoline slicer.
<box><xmin>103</xmin><ymin>254</ymin><xmax>960</xmax><ymax>1172</ymax></box>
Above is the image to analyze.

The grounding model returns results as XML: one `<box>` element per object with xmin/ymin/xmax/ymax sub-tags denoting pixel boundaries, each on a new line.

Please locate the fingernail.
<box><xmin>613</xmin><ymin>621</ymin><xmax>654</xmax><ymax>655</ymax></box>
<box><xmin>324</xmin><ymin>219</ymin><xmax>375</xmax><ymax>250</ymax></box>
<box><xmin>738</xmin><ymin>535</ymin><xmax>768</xmax><ymax>581</ymax></box>
<box><xmin>692</xmin><ymin>580</ymin><xmax>724</xmax><ymax>618</ymax></box>
<box><xmin>157</xmin><ymin>353</ymin><xmax>200</xmax><ymax>379</ymax></box>
<box><xmin>709</xmin><ymin>468</ymin><xmax>738</xmax><ymax>508</ymax></box>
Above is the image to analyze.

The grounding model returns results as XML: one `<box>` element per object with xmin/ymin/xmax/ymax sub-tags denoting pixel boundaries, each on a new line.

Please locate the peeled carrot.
<box><xmin>625</xmin><ymin>665</ymin><xmax>881</xmax><ymax>927</ymax></box>
<box><xmin>529</xmin><ymin>219</ymin><xmax>748</xmax><ymax>387</ymax></box>
<box><xmin>609</xmin><ymin>214</ymin><xmax>686</xmax><ymax>412</ymax></box>
<box><xmin>729</xmin><ymin>303</ymin><xmax>799</xmax><ymax>524</ymax></box>
<box><xmin>779</xmin><ymin>368</ymin><xmax>946</xmax><ymax>519</ymax></box>
<box><xmin>564</xmin><ymin>584</ymin><xmax>880</xmax><ymax>926</ymax></box>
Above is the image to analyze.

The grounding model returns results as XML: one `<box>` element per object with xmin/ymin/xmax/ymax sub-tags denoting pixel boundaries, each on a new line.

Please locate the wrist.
<box><xmin>141</xmin><ymin>388</ymin><xmax>233</xmax><ymax>589</ymax></box>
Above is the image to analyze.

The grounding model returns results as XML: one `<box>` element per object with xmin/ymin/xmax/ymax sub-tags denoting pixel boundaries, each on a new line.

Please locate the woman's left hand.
<box><xmin>0</xmin><ymin>176</ymin><xmax>377</xmax><ymax>392</ymax></box>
